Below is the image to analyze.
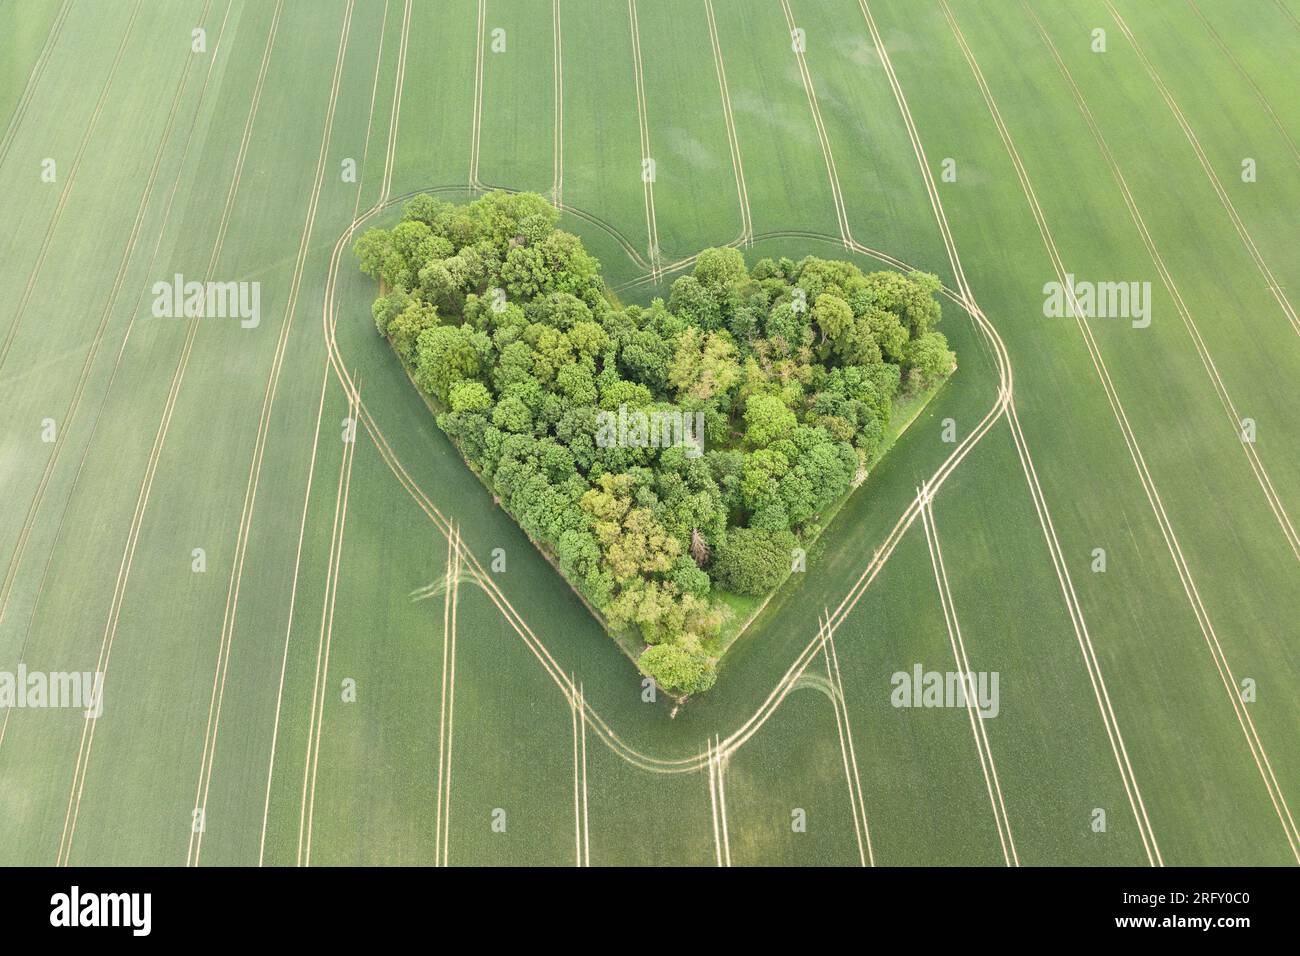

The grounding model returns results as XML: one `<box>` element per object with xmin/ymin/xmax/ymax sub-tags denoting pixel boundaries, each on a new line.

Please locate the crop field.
<box><xmin>0</xmin><ymin>0</ymin><xmax>1297</xmax><ymax>869</ymax></box>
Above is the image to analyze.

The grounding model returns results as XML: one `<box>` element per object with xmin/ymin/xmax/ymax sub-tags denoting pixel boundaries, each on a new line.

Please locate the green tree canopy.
<box><xmin>358</xmin><ymin>196</ymin><xmax>952</xmax><ymax>695</ymax></box>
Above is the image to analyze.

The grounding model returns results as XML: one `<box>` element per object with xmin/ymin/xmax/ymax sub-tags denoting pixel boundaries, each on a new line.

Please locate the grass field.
<box><xmin>0</xmin><ymin>0</ymin><xmax>1296</xmax><ymax>866</ymax></box>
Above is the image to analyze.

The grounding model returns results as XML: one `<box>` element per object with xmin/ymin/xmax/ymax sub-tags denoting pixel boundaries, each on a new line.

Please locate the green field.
<box><xmin>0</xmin><ymin>0</ymin><xmax>1296</xmax><ymax>866</ymax></box>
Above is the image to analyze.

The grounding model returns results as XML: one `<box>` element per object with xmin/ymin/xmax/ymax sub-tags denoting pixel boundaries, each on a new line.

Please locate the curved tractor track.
<box><xmin>320</xmin><ymin>189</ymin><xmax>1012</xmax><ymax>776</ymax></box>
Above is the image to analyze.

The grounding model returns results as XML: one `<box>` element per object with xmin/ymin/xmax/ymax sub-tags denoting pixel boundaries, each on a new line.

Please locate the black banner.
<box><xmin>0</xmin><ymin>866</ymin><xmax>1287</xmax><ymax>941</ymax></box>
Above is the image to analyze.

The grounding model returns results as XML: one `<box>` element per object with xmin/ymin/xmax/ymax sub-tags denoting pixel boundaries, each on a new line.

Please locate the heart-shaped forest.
<box><xmin>355</xmin><ymin>191</ymin><xmax>954</xmax><ymax>697</ymax></box>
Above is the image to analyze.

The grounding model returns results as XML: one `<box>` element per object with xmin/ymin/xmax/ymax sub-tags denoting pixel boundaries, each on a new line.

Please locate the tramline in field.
<box><xmin>0</xmin><ymin>0</ymin><xmax>1295</xmax><ymax>869</ymax></box>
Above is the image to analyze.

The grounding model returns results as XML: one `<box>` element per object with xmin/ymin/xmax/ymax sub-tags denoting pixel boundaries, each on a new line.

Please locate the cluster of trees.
<box><xmin>356</xmin><ymin>191</ymin><xmax>953</xmax><ymax>695</ymax></box>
